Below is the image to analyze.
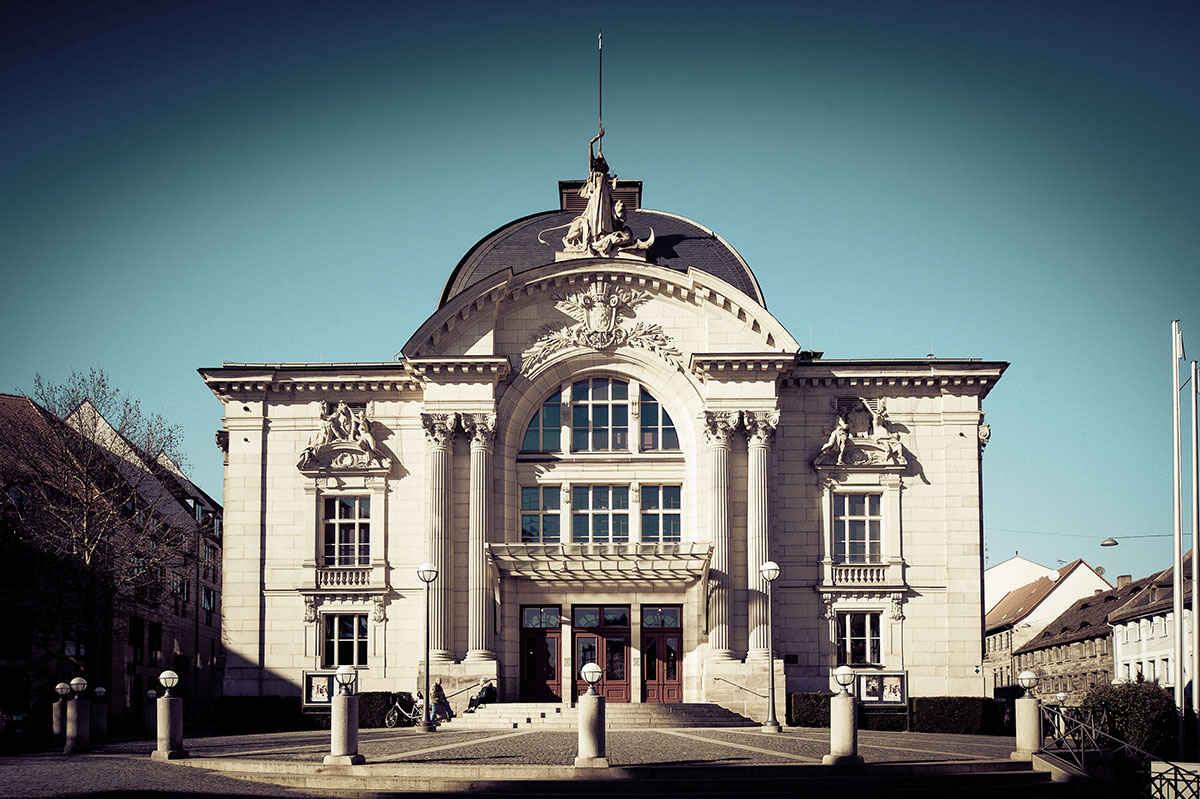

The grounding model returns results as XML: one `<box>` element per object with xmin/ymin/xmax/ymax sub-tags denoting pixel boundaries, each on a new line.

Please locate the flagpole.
<box><xmin>1172</xmin><ymin>320</ymin><xmax>1184</xmax><ymax>757</ymax></box>
<box><xmin>1191</xmin><ymin>358</ymin><xmax>1198</xmax><ymax>741</ymax></box>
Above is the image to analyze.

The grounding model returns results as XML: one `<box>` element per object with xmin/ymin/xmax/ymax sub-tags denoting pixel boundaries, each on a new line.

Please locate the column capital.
<box><xmin>743</xmin><ymin>410</ymin><xmax>780</xmax><ymax>449</ymax></box>
<box><xmin>462</xmin><ymin>412</ymin><xmax>498</xmax><ymax>450</ymax></box>
<box><xmin>421</xmin><ymin>412</ymin><xmax>458</xmax><ymax>448</ymax></box>
<box><xmin>702</xmin><ymin>410</ymin><xmax>741</xmax><ymax>448</ymax></box>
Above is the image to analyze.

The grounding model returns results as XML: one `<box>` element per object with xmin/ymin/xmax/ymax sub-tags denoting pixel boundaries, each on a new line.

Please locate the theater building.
<box><xmin>200</xmin><ymin>143</ymin><xmax>1006</xmax><ymax>719</ymax></box>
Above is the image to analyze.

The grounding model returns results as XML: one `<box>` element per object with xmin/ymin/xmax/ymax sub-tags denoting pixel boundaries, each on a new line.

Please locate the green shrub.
<box><xmin>911</xmin><ymin>696</ymin><xmax>987</xmax><ymax>735</ymax></box>
<box><xmin>788</xmin><ymin>692</ymin><xmax>832</xmax><ymax>727</ymax></box>
<box><xmin>1081</xmin><ymin>682</ymin><xmax>1178</xmax><ymax>758</ymax></box>
<box><xmin>860</xmin><ymin>705</ymin><xmax>909</xmax><ymax>731</ymax></box>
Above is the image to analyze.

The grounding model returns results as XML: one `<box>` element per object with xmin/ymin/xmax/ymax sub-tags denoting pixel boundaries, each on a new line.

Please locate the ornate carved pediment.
<box><xmin>811</xmin><ymin>399</ymin><xmax>906</xmax><ymax>470</ymax></box>
<box><xmin>521</xmin><ymin>279</ymin><xmax>681</xmax><ymax>372</ymax></box>
<box><xmin>297</xmin><ymin>401</ymin><xmax>391</xmax><ymax>474</ymax></box>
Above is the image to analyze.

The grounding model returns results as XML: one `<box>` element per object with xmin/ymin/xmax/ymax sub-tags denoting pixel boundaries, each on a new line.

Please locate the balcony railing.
<box><xmin>831</xmin><ymin>563</ymin><xmax>889</xmax><ymax>585</ymax></box>
<box><xmin>316</xmin><ymin>567</ymin><xmax>372</xmax><ymax>588</ymax></box>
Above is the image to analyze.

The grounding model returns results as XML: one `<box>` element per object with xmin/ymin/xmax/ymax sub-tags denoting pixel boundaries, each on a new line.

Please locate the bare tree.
<box><xmin>0</xmin><ymin>370</ymin><xmax>197</xmax><ymax>688</ymax></box>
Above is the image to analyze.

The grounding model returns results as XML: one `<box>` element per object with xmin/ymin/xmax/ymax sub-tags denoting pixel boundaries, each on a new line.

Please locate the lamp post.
<box><xmin>417</xmin><ymin>562</ymin><xmax>438</xmax><ymax>733</ymax></box>
<box><xmin>52</xmin><ymin>682</ymin><xmax>70</xmax><ymax>738</ymax></box>
<box><xmin>574</xmin><ymin>662</ymin><xmax>608</xmax><ymax>768</ymax></box>
<box><xmin>64</xmin><ymin>677</ymin><xmax>89</xmax><ymax>754</ymax></box>
<box><xmin>759</xmin><ymin>561</ymin><xmax>781</xmax><ymax>733</ymax></box>
<box><xmin>325</xmin><ymin>664</ymin><xmax>364</xmax><ymax>765</ymax></box>
<box><xmin>824</xmin><ymin>665</ymin><xmax>862</xmax><ymax>767</ymax></box>
<box><xmin>91</xmin><ymin>686</ymin><xmax>108</xmax><ymax>741</ymax></box>
<box><xmin>152</xmin><ymin>670</ymin><xmax>187</xmax><ymax>760</ymax></box>
<box><xmin>1013</xmin><ymin>670</ymin><xmax>1041</xmax><ymax>760</ymax></box>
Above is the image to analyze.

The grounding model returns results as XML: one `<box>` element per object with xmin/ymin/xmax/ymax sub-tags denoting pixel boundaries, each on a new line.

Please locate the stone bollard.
<box><xmin>64</xmin><ymin>698</ymin><xmax>91</xmax><ymax>754</ymax></box>
<box><xmin>52</xmin><ymin>699</ymin><xmax>67</xmax><ymax>739</ymax></box>
<box><xmin>822</xmin><ymin>688</ymin><xmax>863</xmax><ymax>767</ymax></box>
<box><xmin>91</xmin><ymin>687</ymin><xmax>108</xmax><ymax>741</ymax></box>
<box><xmin>574</xmin><ymin>689</ymin><xmax>609</xmax><ymax>768</ymax></box>
<box><xmin>152</xmin><ymin>696</ymin><xmax>188</xmax><ymax>760</ymax></box>
<box><xmin>324</xmin><ymin>692</ymin><xmax>365</xmax><ymax>765</ymax></box>
<box><xmin>1011</xmin><ymin>695</ymin><xmax>1041</xmax><ymax>760</ymax></box>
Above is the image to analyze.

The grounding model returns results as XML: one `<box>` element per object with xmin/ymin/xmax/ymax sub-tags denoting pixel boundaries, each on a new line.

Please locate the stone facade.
<box><xmin>200</xmin><ymin>162</ymin><xmax>1006</xmax><ymax>718</ymax></box>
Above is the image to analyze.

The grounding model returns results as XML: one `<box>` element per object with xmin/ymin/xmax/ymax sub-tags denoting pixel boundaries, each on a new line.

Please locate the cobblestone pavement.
<box><xmin>0</xmin><ymin>727</ymin><xmax>1019</xmax><ymax>797</ymax></box>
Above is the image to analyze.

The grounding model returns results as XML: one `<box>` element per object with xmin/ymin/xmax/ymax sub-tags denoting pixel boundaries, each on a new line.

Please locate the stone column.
<box><xmin>704</xmin><ymin>411</ymin><xmax>740</xmax><ymax>661</ymax></box>
<box><xmin>421</xmin><ymin>413</ymin><xmax>457</xmax><ymax>663</ymax></box>
<box><xmin>463</xmin><ymin>413</ymin><xmax>497</xmax><ymax>662</ymax></box>
<box><xmin>745</xmin><ymin>411</ymin><xmax>779</xmax><ymax>660</ymax></box>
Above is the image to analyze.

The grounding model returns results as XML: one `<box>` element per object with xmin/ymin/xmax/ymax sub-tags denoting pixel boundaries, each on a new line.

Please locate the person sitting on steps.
<box><xmin>431</xmin><ymin>679</ymin><xmax>454</xmax><ymax>722</ymax></box>
<box><xmin>465</xmin><ymin>679</ymin><xmax>496</xmax><ymax>713</ymax></box>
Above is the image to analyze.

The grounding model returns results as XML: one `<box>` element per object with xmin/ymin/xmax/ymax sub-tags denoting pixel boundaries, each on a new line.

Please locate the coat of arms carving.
<box><xmin>521</xmin><ymin>280</ymin><xmax>681</xmax><ymax>371</ymax></box>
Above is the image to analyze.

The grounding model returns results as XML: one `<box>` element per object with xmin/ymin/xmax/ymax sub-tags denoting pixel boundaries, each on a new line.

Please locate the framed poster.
<box><xmin>858</xmin><ymin>672</ymin><xmax>906</xmax><ymax>704</ymax></box>
<box><xmin>303</xmin><ymin>671</ymin><xmax>336</xmax><ymax>706</ymax></box>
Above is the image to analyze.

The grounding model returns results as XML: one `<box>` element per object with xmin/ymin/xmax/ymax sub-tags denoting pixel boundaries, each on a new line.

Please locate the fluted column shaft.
<box><xmin>422</xmin><ymin>413</ymin><xmax>457</xmax><ymax>663</ymax></box>
<box><xmin>464</xmin><ymin>413</ymin><xmax>497</xmax><ymax>661</ymax></box>
<box><xmin>704</xmin><ymin>411</ymin><xmax>739</xmax><ymax>661</ymax></box>
<box><xmin>745</xmin><ymin>411</ymin><xmax>779</xmax><ymax>660</ymax></box>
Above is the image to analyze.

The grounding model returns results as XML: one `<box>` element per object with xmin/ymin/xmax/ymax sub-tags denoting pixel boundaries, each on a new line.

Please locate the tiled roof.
<box><xmin>1014</xmin><ymin>575</ymin><xmax>1154</xmax><ymax>654</ymax></box>
<box><xmin>1108</xmin><ymin>552</ymin><xmax>1194</xmax><ymax>625</ymax></box>
<box><xmin>984</xmin><ymin>559</ymin><xmax>1090</xmax><ymax>632</ymax></box>
<box><xmin>438</xmin><ymin>208</ymin><xmax>765</xmax><ymax>308</ymax></box>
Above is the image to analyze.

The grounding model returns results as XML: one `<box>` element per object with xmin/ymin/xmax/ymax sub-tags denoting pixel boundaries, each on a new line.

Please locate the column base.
<box><xmin>745</xmin><ymin>649</ymin><xmax>771</xmax><ymax>662</ymax></box>
<box><xmin>574</xmin><ymin>756</ymin><xmax>610</xmax><ymax>768</ymax></box>
<box><xmin>463</xmin><ymin>650</ymin><xmax>497</xmax><ymax>662</ymax></box>
<box><xmin>707</xmin><ymin>649</ymin><xmax>735</xmax><ymax>662</ymax></box>
<box><xmin>822</xmin><ymin>754</ymin><xmax>864</xmax><ymax>767</ymax></box>
<box><xmin>429</xmin><ymin>651</ymin><xmax>457</xmax><ymax>664</ymax></box>
<box><xmin>323</xmin><ymin>754</ymin><xmax>366</xmax><ymax>765</ymax></box>
<box><xmin>151</xmin><ymin>749</ymin><xmax>189</xmax><ymax>761</ymax></box>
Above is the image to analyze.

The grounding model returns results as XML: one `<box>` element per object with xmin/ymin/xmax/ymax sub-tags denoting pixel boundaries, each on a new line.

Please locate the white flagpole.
<box><xmin>1191</xmin><ymin>359</ymin><xmax>1198</xmax><ymax>732</ymax></box>
<box><xmin>1172</xmin><ymin>320</ymin><xmax>1184</xmax><ymax>756</ymax></box>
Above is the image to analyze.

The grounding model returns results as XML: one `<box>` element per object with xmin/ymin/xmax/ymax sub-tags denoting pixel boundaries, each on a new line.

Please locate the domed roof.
<box><xmin>438</xmin><ymin>206</ymin><xmax>765</xmax><ymax>308</ymax></box>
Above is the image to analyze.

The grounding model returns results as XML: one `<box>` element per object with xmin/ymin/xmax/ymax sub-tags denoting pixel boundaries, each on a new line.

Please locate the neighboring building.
<box><xmin>984</xmin><ymin>555</ymin><xmax>1059</xmax><ymax>615</ymax></box>
<box><xmin>983</xmin><ymin>559</ymin><xmax>1111</xmax><ymax>697</ymax></box>
<box><xmin>0</xmin><ymin>392</ymin><xmax>223</xmax><ymax>727</ymax></box>
<box><xmin>1109</xmin><ymin>553</ymin><xmax>1195</xmax><ymax>691</ymax></box>
<box><xmin>1012</xmin><ymin>574</ymin><xmax>1148</xmax><ymax>704</ymax></box>
<box><xmin>200</xmin><ymin>140</ymin><xmax>1007</xmax><ymax>719</ymax></box>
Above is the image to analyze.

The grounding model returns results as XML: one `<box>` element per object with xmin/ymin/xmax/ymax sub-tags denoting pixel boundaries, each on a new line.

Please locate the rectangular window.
<box><xmin>572</xmin><ymin>485</ymin><xmax>629</xmax><ymax>543</ymax></box>
<box><xmin>322</xmin><ymin>613</ymin><xmax>368</xmax><ymax>667</ymax></box>
<box><xmin>203</xmin><ymin>543</ymin><xmax>218</xmax><ymax>580</ymax></box>
<box><xmin>520</xmin><ymin>486</ymin><xmax>561</xmax><ymax>543</ymax></box>
<box><xmin>149</xmin><ymin>621</ymin><xmax>162</xmax><ymax>667</ymax></box>
<box><xmin>323</xmin><ymin>496</ymin><xmax>370</xmax><ymax>567</ymax></box>
<box><xmin>833</xmin><ymin>494</ymin><xmax>881</xmax><ymax>564</ymax></box>
<box><xmin>640</xmin><ymin>485</ymin><xmax>682</xmax><ymax>542</ymax></box>
<box><xmin>570</xmin><ymin>378</ymin><xmax>629</xmax><ymax>452</ymax></box>
<box><xmin>835</xmin><ymin>611</ymin><xmax>881</xmax><ymax>666</ymax></box>
<box><xmin>201</xmin><ymin>586</ymin><xmax>216</xmax><ymax>626</ymax></box>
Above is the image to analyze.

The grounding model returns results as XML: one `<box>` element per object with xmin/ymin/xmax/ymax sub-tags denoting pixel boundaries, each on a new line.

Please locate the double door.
<box><xmin>642</xmin><ymin>631</ymin><xmax>682</xmax><ymax>703</ymax></box>
<box><xmin>573</xmin><ymin>631</ymin><xmax>630</xmax><ymax>702</ymax></box>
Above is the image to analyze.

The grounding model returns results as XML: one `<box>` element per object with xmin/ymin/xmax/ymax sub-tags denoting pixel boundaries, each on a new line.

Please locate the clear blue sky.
<box><xmin>2</xmin><ymin>0</ymin><xmax>1198</xmax><ymax>583</ymax></box>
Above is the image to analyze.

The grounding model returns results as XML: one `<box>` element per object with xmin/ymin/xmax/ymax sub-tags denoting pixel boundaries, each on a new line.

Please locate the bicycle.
<box><xmin>384</xmin><ymin>693</ymin><xmax>425</xmax><ymax>728</ymax></box>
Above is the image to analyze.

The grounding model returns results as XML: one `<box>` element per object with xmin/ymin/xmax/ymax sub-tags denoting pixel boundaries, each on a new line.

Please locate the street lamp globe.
<box><xmin>69</xmin><ymin>677</ymin><xmax>88</xmax><ymax>697</ymax></box>
<box><xmin>93</xmin><ymin>687</ymin><xmax>106</xmax><ymax>699</ymax></box>
<box><xmin>159</xmin><ymin>670</ymin><xmax>180</xmax><ymax>697</ymax></box>
<box><xmin>833</xmin><ymin>665</ymin><xmax>855</xmax><ymax>693</ymax></box>
<box><xmin>1017</xmin><ymin>670</ymin><xmax>1038</xmax><ymax>696</ymax></box>
<box><xmin>54</xmin><ymin>682</ymin><xmax>71</xmax><ymax>698</ymax></box>
<box><xmin>759</xmin><ymin>561</ymin><xmax>781</xmax><ymax>583</ymax></box>
<box><xmin>1056</xmin><ymin>692</ymin><xmax>1066</xmax><ymax>705</ymax></box>
<box><xmin>580</xmin><ymin>662</ymin><xmax>603</xmax><ymax>694</ymax></box>
<box><xmin>146</xmin><ymin>690</ymin><xmax>157</xmax><ymax>700</ymax></box>
<box><xmin>417</xmin><ymin>562</ymin><xmax>438</xmax><ymax>584</ymax></box>
<box><xmin>335</xmin><ymin>664</ymin><xmax>357</xmax><ymax>695</ymax></box>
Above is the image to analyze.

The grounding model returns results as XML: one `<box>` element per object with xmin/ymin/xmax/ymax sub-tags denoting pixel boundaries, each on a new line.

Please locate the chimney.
<box><xmin>1117</xmin><ymin>574</ymin><xmax>1132</xmax><ymax>589</ymax></box>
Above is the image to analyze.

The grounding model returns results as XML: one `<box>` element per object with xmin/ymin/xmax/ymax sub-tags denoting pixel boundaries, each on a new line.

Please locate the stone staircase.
<box><xmin>445</xmin><ymin>701</ymin><xmax>758</xmax><ymax>730</ymax></box>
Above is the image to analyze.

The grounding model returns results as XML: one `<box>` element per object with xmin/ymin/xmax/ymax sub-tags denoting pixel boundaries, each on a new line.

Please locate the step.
<box><xmin>445</xmin><ymin>702</ymin><xmax>758</xmax><ymax>730</ymax></box>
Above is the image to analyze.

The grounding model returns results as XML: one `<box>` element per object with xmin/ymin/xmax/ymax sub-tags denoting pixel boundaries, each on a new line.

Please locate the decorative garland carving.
<box><xmin>421</xmin><ymin>412</ymin><xmax>458</xmax><ymax>449</ymax></box>
<box><xmin>521</xmin><ymin>280</ymin><xmax>681</xmax><ymax>372</ymax></box>
<box><xmin>978</xmin><ymin>424</ymin><xmax>991</xmax><ymax>450</ymax></box>
<box><xmin>743</xmin><ymin>410</ymin><xmax>780</xmax><ymax>449</ymax></box>
<box><xmin>889</xmin><ymin>593</ymin><xmax>906</xmax><ymax>621</ymax></box>
<box><xmin>372</xmin><ymin>596</ymin><xmax>388</xmax><ymax>624</ymax></box>
<box><xmin>297</xmin><ymin>401</ymin><xmax>390</xmax><ymax>472</ymax></box>
<box><xmin>304</xmin><ymin>596</ymin><xmax>318</xmax><ymax>624</ymax></box>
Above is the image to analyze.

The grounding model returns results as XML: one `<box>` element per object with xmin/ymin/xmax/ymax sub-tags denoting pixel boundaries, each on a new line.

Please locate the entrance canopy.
<box><xmin>487</xmin><ymin>542</ymin><xmax>711</xmax><ymax>588</ymax></box>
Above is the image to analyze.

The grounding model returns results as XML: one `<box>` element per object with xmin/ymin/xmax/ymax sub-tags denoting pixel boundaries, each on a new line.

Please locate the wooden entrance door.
<box><xmin>642</xmin><ymin>631</ymin><xmax>682</xmax><ymax>703</ymax></box>
<box><xmin>574</xmin><ymin>632</ymin><xmax>630</xmax><ymax>702</ymax></box>
<box><xmin>520</xmin><ymin>606</ymin><xmax>561</xmax><ymax>702</ymax></box>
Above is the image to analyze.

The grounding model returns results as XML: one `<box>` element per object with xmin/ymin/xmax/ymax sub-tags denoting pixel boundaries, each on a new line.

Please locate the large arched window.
<box><xmin>520</xmin><ymin>378</ymin><xmax>680</xmax><ymax>454</ymax></box>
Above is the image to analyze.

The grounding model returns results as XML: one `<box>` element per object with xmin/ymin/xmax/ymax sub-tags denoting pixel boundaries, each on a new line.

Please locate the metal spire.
<box><xmin>597</xmin><ymin>30</ymin><xmax>604</xmax><ymax>152</ymax></box>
